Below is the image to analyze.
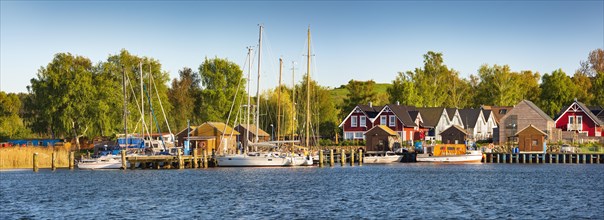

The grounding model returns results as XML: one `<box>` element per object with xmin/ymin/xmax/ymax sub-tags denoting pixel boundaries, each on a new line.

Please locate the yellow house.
<box><xmin>189</xmin><ymin>122</ymin><xmax>240</xmax><ymax>155</ymax></box>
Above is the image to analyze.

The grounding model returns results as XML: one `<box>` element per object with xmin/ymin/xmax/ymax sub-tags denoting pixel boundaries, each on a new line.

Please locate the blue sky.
<box><xmin>1</xmin><ymin>1</ymin><xmax>603</xmax><ymax>93</ymax></box>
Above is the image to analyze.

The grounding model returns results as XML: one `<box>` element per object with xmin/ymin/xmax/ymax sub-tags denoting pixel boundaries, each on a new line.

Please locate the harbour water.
<box><xmin>1</xmin><ymin>164</ymin><xmax>603</xmax><ymax>219</ymax></box>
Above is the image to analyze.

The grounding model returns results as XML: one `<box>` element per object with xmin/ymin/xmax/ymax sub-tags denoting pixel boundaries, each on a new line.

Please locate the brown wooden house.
<box><xmin>234</xmin><ymin>124</ymin><xmax>270</xmax><ymax>150</ymax></box>
<box><xmin>498</xmin><ymin>100</ymin><xmax>557</xmax><ymax>145</ymax></box>
<box><xmin>440</xmin><ymin>125</ymin><xmax>467</xmax><ymax>145</ymax></box>
<box><xmin>186</xmin><ymin>122</ymin><xmax>240</xmax><ymax>155</ymax></box>
<box><xmin>516</xmin><ymin>124</ymin><xmax>547</xmax><ymax>152</ymax></box>
<box><xmin>364</xmin><ymin>125</ymin><xmax>400</xmax><ymax>152</ymax></box>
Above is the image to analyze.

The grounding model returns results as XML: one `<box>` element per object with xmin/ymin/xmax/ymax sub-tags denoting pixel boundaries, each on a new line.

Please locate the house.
<box><xmin>481</xmin><ymin>109</ymin><xmax>498</xmax><ymax>139</ymax></box>
<box><xmin>482</xmin><ymin>106</ymin><xmax>513</xmax><ymax>143</ymax></box>
<box><xmin>234</xmin><ymin>124</ymin><xmax>271</xmax><ymax>150</ymax></box>
<box><xmin>554</xmin><ymin>100</ymin><xmax>603</xmax><ymax>138</ymax></box>
<box><xmin>445</xmin><ymin>108</ymin><xmax>465</xmax><ymax>127</ymax></box>
<box><xmin>516</xmin><ymin>124</ymin><xmax>547</xmax><ymax>152</ymax></box>
<box><xmin>458</xmin><ymin>108</ymin><xmax>488</xmax><ymax>141</ymax></box>
<box><xmin>339</xmin><ymin>103</ymin><xmax>382</xmax><ymax>140</ymax></box>
<box><xmin>498</xmin><ymin>100</ymin><xmax>556</xmax><ymax>145</ymax></box>
<box><xmin>374</xmin><ymin>104</ymin><xmax>421</xmax><ymax>143</ymax></box>
<box><xmin>364</xmin><ymin>125</ymin><xmax>400</xmax><ymax>152</ymax></box>
<box><xmin>187</xmin><ymin>122</ymin><xmax>240</xmax><ymax>155</ymax></box>
<box><xmin>416</xmin><ymin>107</ymin><xmax>450</xmax><ymax>141</ymax></box>
<box><xmin>440</xmin><ymin>125</ymin><xmax>467</xmax><ymax>144</ymax></box>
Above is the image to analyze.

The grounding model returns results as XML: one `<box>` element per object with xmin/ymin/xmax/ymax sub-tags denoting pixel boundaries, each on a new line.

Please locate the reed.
<box><xmin>0</xmin><ymin>145</ymin><xmax>71</xmax><ymax>169</ymax></box>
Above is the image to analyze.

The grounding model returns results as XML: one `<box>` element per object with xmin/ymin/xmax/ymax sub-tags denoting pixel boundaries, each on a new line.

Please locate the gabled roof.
<box><xmin>175</xmin><ymin>126</ymin><xmax>198</xmax><ymax>137</ymax></box>
<box><xmin>522</xmin><ymin>100</ymin><xmax>554</xmax><ymax>121</ymax></box>
<box><xmin>235</xmin><ymin>124</ymin><xmax>270</xmax><ymax>137</ymax></box>
<box><xmin>416</xmin><ymin>107</ymin><xmax>446</xmax><ymax>127</ymax></box>
<box><xmin>555</xmin><ymin>101</ymin><xmax>603</xmax><ymax>126</ymax></box>
<box><xmin>384</xmin><ymin>104</ymin><xmax>417</xmax><ymax>127</ymax></box>
<box><xmin>484</xmin><ymin>106</ymin><xmax>513</xmax><ymax>124</ymax></box>
<box><xmin>445</xmin><ymin>108</ymin><xmax>458</xmax><ymax>121</ymax></box>
<box><xmin>365</xmin><ymin>125</ymin><xmax>398</xmax><ymax>136</ymax></box>
<box><xmin>338</xmin><ymin>104</ymin><xmax>382</xmax><ymax>127</ymax></box>
<box><xmin>409</xmin><ymin>110</ymin><xmax>420</xmax><ymax>122</ymax></box>
<box><xmin>195</xmin><ymin>122</ymin><xmax>240</xmax><ymax>136</ymax></box>
<box><xmin>597</xmin><ymin>109</ymin><xmax>604</xmax><ymax>123</ymax></box>
<box><xmin>482</xmin><ymin>110</ymin><xmax>493</xmax><ymax>122</ymax></box>
<box><xmin>439</xmin><ymin>125</ymin><xmax>468</xmax><ymax>135</ymax></box>
<box><xmin>458</xmin><ymin>108</ymin><xmax>483</xmax><ymax>129</ymax></box>
<box><xmin>515</xmin><ymin>124</ymin><xmax>548</xmax><ymax>136</ymax></box>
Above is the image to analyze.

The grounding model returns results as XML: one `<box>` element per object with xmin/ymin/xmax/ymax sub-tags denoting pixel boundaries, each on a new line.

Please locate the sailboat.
<box><xmin>217</xmin><ymin>25</ymin><xmax>292</xmax><ymax>167</ymax></box>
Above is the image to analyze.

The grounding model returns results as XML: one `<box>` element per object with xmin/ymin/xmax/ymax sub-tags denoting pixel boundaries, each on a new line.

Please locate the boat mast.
<box><xmin>246</xmin><ymin>46</ymin><xmax>252</xmax><ymax>152</ymax></box>
<box><xmin>140</xmin><ymin>62</ymin><xmax>144</xmax><ymax>137</ymax></box>
<box><xmin>291</xmin><ymin>61</ymin><xmax>296</xmax><ymax>143</ymax></box>
<box><xmin>255</xmin><ymin>24</ymin><xmax>262</xmax><ymax>143</ymax></box>
<box><xmin>305</xmin><ymin>26</ymin><xmax>311</xmax><ymax>149</ymax></box>
<box><xmin>122</xmin><ymin>67</ymin><xmax>128</xmax><ymax>149</ymax></box>
<box><xmin>277</xmin><ymin>58</ymin><xmax>283</xmax><ymax>142</ymax></box>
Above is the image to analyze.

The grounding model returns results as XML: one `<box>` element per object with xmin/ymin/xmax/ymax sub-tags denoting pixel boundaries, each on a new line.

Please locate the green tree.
<box><xmin>572</xmin><ymin>71</ymin><xmax>594</xmax><ymax>104</ymax></box>
<box><xmin>27</xmin><ymin>53</ymin><xmax>96</xmax><ymax>148</ymax></box>
<box><xmin>474</xmin><ymin>64</ymin><xmax>540</xmax><ymax>106</ymax></box>
<box><xmin>341</xmin><ymin>80</ymin><xmax>378</xmax><ymax>116</ymax></box>
<box><xmin>388</xmin><ymin>71</ymin><xmax>421</xmax><ymax>106</ymax></box>
<box><xmin>539</xmin><ymin>69</ymin><xmax>578</xmax><ymax>117</ymax></box>
<box><xmin>198</xmin><ymin>57</ymin><xmax>246</xmax><ymax>123</ymax></box>
<box><xmin>0</xmin><ymin>92</ymin><xmax>31</xmax><ymax>140</ymax></box>
<box><xmin>168</xmin><ymin>67</ymin><xmax>202</xmax><ymax>130</ymax></box>
<box><xmin>295</xmin><ymin>74</ymin><xmax>339</xmax><ymax>140</ymax></box>
<box><xmin>578</xmin><ymin>48</ymin><xmax>604</xmax><ymax>106</ymax></box>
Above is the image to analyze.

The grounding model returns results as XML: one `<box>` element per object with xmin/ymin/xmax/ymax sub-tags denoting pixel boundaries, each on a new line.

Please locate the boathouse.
<box><xmin>364</xmin><ymin>125</ymin><xmax>400</xmax><ymax>151</ymax></box>
<box><xmin>440</xmin><ymin>125</ymin><xmax>467</xmax><ymax>145</ymax></box>
<box><xmin>498</xmin><ymin>100</ymin><xmax>557</xmax><ymax>145</ymax></box>
<box><xmin>516</xmin><ymin>124</ymin><xmax>547</xmax><ymax>152</ymax></box>
<box><xmin>187</xmin><ymin>122</ymin><xmax>239</xmax><ymax>155</ymax></box>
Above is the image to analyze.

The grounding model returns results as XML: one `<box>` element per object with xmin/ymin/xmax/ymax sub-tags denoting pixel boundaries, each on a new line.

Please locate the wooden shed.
<box><xmin>364</xmin><ymin>125</ymin><xmax>400</xmax><ymax>152</ymax></box>
<box><xmin>440</xmin><ymin>125</ymin><xmax>467</xmax><ymax>145</ymax></box>
<box><xmin>234</xmin><ymin>124</ymin><xmax>270</xmax><ymax>150</ymax></box>
<box><xmin>188</xmin><ymin>122</ymin><xmax>240</xmax><ymax>155</ymax></box>
<box><xmin>515</xmin><ymin>124</ymin><xmax>547</xmax><ymax>152</ymax></box>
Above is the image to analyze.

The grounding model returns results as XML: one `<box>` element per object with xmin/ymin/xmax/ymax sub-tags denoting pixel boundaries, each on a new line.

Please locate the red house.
<box><xmin>554</xmin><ymin>100</ymin><xmax>603</xmax><ymax>137</ymax></box>
<box><xmin>339</xmin><ymin>103</ymin><xmax>382</xmax><ymax>140</ymax></box>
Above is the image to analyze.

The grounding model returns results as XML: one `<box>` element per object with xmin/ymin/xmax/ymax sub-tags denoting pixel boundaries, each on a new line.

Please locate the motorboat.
<box><xmin>77</xmin><ymin>155</ymin><xmax>124</xmax><ymax>169</ymax></box>
<box><xmin>364</xmin><ymin>151</ymin><xmax>403</xmax><ymax>164</ymax></box>
<box><xmin>217</xmin><ymin>152</ymin><xmax>291</xmax><ymax>167</ymax></box>
<box><xmin>417</xmin><ymin>144</ymin><xmax>483</xmax><ymax>163</ymax></box>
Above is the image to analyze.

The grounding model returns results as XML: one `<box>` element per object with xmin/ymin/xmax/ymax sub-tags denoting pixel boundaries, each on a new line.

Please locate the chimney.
<box><xmin>396</xmin><ymin>101</ymin><xmax>400</xmax><ymax>106</ymax></box>
<box><xmin>369</xmin><ymin>102</ymin><xmax>372</xmax><ymax>108</ymax></box>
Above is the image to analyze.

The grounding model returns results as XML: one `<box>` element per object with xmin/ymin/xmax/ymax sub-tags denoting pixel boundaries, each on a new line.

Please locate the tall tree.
<box><xmin>0</xmin><ymin>92</ymin><xmax>31</xmax><ymax>140</ymax></box>
<box><xmin>539</xmin><ymin>69</ymin><xmax>578</xmax><ymax>117</ymax></box>
<box><xmin>341</xmin><ymin>80</ymin><xmax>378</xmax><ymax>116</ymax></box>
<box><xmin>168</xmin><ymin>67</ymin><xmax>202</xmax><ymax>130</ymax></box>
<box><xmin>295</xmin><ymin>74</ymin><xmax>339</xmax><ymax>139</ymax></box>
<box><xmin>198</xmin><ymin>57</ymin><xmax>246</xmax><ymax>123</ymax></box>
<box><xmin>572</xmin><ymin>71</ymin><xmax>594</xmax><ymax>104</ymax></box>
<box><xmin>473</xmin><ymin>64</ymin><xmax>540</xmax><ymax>106</ymax></box>
<box><xmin>388</xmin><ymin>71</ymin><xmax>421</xmax><ymax>106</ymax></box>
<box><xmin>27</xmin><ymin>53</ymin><xmax>96</xmax><ymax>148</ymax></box>
<box><xmin>578</xmin><ymin>48</ymin><xmax>604</xmax><ymax>106</ymax></box>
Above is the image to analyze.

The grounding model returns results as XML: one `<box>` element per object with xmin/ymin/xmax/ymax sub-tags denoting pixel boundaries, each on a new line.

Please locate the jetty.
<box><xmin>482</xmin><ymin>152</ymin><xmax>603</xmax><ymax>164</ymax></box>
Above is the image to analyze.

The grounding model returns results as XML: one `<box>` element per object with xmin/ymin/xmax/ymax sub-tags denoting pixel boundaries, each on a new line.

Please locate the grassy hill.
<box><xmin>329</xmin><ymin>83</ymin><xmax>391</xmax><ymax>107</ymax></box>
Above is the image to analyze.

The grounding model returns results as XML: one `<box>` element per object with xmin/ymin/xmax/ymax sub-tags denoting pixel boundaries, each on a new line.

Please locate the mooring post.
<box><xmin>319</xmin><ymin>150</ymin><xmax>324</xmax><ymax>167</ymax></box>
<box><xmin>329</xmin><ymin>149</ymin><xmax>334</xmax><ymax>167</ymax></box>
<box><xmin>121</xmin><ymin>150</ymin><xmax>127</xmax><ymax>170</ymax></box>
<box><xmin>51</xmin><ymin>151</ymin><xmax>57</xmax><ymax>171</ymax></box>
<box><xmin>522</xmin><ymin>154</ymin><xmax>526</xmax><ymax>164</ymax></box>
<box><xmin>33</xmin><ymin>153</ymin><xmax>39</xmax><ymax>172</ymax></box>
<box><xmin>350</xmin><ymin>150</ymin><xmax>354</xmax><ymax>167</ymax></box>
<box><xmin>358</xmin><ymin>149</ymin><xmax>363</xmax><ymax>166</ymax></box>
<box><xmin>597</xmin><ymin>154</ymin><xmax>601</xmax><ymax>164</ymax></box>
<box><xmin>69</xmin><ymin>151</ymin><xmax>75</xmax><ymax>170</ymax></box>
<box><xmin>341</xmin><ymin>149</ymin><xmax>346</xmax><ymax>166</ymax></box>
<box><xmin>575</xmin><ymin>154</ymin><xmax>579</xmax><ymax>164</ymax></box>
<box><xmin>582</xmin><ymin>154</ymin><xmax>586</xmax><ymax>164</ymax></box>
<box><xmin>193</xmin><ymin>149</ymin><xmax>198</xmax><ymax>169</ymax></box>
<box><xmin>496</xmin><ymin>154</ymin><xmax>500</xmax><ymax>163</ymax></box>
<box><xmin>203</xmin><ymin>151</ymin><xmax>208</xmax><ymax>168</ymax></box>
<box><xmin>177</xmin><ymin>148</ymin><xmax>184</xmax><ymax>169</ymax></box>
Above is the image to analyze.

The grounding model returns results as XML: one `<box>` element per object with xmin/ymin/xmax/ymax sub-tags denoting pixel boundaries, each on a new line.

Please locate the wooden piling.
<box><xmin>358</xmin><ymin>149</ymin><xmax>363</xmax><ymax>166</ymax></box>
<box><xmin>319</xmin><ymin>150</ymin><xmax>324</xmax><ymax>167</ymax></box>
<box><xmin>193</xmin><ymin>149</ymin><xmax>198</xmax><ymax>168</ymax></box>
<box><xmin>121</xmin><ymin>150</ymin><xmax>127</xmax><ymax>170</ymax></box>
<box><xmin>497</xmin><ymin>154</ymin><xmax>500</xmax><ymax>163</ymax></box>
<box><xmin>522</xmin><ymin>154</ymin><xmax>526</xmax><ymax>164</ymax></box>
<box><xmin>33</xmin><ymin>153</ymin><xmax>39</xmax><ymax>172</ymax></box>
<box><xmin>515</xmin><ymin>153</ymin><xmax>519</xmax><ymax>164</ymax></box>
<box><xmin>203</xmin><ymin>151</ymin><xmax>208</xmax><ymax>168</ymax></box>
<box><xmin>350</xmin><ymin>151</ymin><xmax>354</xmax><ymax>167</ymax></box>
<box><xmin>582</xmin><ymin>154</ymin><xmax>586</xmax><ymax>164</ymax></box>
<box><xmin>69</xmin><ymin>151</ymin><xmax>75</xmax><ymax>170</ymax></box>
<box><xmin>597</xmin><ymin>154</ymin><xmax>600</xmax><ymax>164</ymax></box>
<box><xmin>177</xmin><ymin>149</ymin><xmax>183</xmax><ymax>169</ymax></box>
<box><xmin>341</xmin><ymin>149</ymin><xmax>346</xmax><ymax>166</ymax></box>
<box><xmin>575</xmin><ymin>154</ymin><xmax>579</xmax><ymax>164</ymax></box>
<box><xmin>130</xmin><ymin>160</ymin><xmax>136</xmax><ymax>169</ymax></box>
<box><xmin>51</xmin><ymin>151</ymin><xmax>57</xmax><ymax>171</ymax></box>
<box><xmin>329</xmin><ymin>149</ymin><xmax>334</xmax><ymax>167</ymax></box>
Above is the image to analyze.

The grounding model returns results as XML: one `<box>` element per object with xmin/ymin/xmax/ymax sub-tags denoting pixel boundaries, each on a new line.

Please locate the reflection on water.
<box><xmin>1</xmin><ymin>164</ymin><xmax>603</xmax><ymax>219</ymax></box>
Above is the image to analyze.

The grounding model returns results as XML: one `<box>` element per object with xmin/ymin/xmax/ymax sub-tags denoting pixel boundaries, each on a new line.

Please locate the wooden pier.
<box><xmin>482</xmin><ymin>153</ymin><xmax>604</xmax><ymax>164</ymax></box>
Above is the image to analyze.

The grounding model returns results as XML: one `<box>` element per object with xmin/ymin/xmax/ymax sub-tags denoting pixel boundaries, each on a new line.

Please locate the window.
<box><xmin>360</xmin><ymin>116</ymin><xmax>366</xmax><ymax>127</ymax></box>
<box><xmin>354</xmin><ymin>132</ymin><xmax>364</xmax><ymax>139</ymax></box>
<box><xmin>389</xmin><ymin>115</ymin><xmax>396</xmax><ymax>126</ymax></box>
<box><xmin>345</xmin><ymin>132</ymin><xmax>354</xmax><ymax>140</ymax></box>
<box><xmin>351</xmin><ymin>116</ymin><xmax>358</xmax><ymax>127</ymax></box>
<box><xmin>380</xmin><ymin>116</ymin><xmax>387</xmax><ymax>125</ymax></box>
<box><xmin>569</xmin><ymin>116</ymin><xmax>574</xmax><ymax>124</ymax></box>
<box><xmin>577</xmin><ymin>116</ymin><xmax>583</xmax><ymax>131</ymax></box>
<box><xmin>499</xmin><ymin>109</ymin><xmax>507</xmax><ymax>114</ymax></box>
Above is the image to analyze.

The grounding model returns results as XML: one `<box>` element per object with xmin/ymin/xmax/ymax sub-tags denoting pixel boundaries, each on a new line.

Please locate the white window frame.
<box><xmin>351</xmin><ymin>116</ymin><xmax>358</xmax><ymax>127</ymax></box>
<box><xmin>354</xmin><ymin>132</ymin><xmax>364</xmax><ymax>139</ymax></box>
<box><xmin>380</xmin><ymin>116</ymin><xmax>387</xmax><ymax>125</ymax></box>
<box><xmin>345</xmin><ymin>132</ymin><xmax>354</xmax><ymax>140</ymax></box>
<box><xmin>577</xmin><ymin>116</ymin><xmax>583</xmax><ymax>131</ymax></box>
<box><xmin>360</xmin><ymin>116</ymin><xmax>366</xmax><ymax>127</ymax></box>
<box><xmin>389</xmin><ymin>115</ymin><xmax>396</xmax><ymax>127</ymax></box>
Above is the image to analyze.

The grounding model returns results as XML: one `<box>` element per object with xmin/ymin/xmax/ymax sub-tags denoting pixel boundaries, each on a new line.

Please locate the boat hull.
<box><xmin>217</xmin><ymin>154</ymin><xmax>291</xmax><ymax>167</ymax></box>
<box><xmin>417</xmin><ymin>151</ymin><xmax>483</xmax><ymax>163</ymax></box>
<box><xmin>363</xmin><ymin>155</ymin><xmax>403</xmax><ymax>164</ymax></box>
<box><xmin>77</xmin><ymin>156</ymin><xmax>124</xmax><ymax>169</ymax></box>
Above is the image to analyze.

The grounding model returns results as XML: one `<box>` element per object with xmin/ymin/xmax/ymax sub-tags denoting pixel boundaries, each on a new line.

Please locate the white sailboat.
<box><xmin>218</xmin><ymin>25</ymin><xmax>291</xmax><ymax>167</ymax></box>
<box><xmin>363</xmin><ymin>151</ymin><xmax>403</xmax><ymax>164</ymax></box>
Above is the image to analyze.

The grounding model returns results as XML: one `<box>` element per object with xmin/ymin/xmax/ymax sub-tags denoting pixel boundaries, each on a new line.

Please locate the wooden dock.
<box><xmin>482</xmin><ymin>153</ymin><xmax>603</xmax><ymax>164</ymax></box>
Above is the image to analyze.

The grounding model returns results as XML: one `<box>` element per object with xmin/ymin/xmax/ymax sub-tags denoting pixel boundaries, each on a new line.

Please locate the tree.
<box><xmin>388</xmin><ymin>71</ymin><xmax>421</xmax><ymax>106</ymax></box>
<box><xmin>572</xmin><ymin>71</ymin><xmax>594</xmax><ymax>104</ymax></box>
<box><xmin>539</xmin><ymin>69</ymin><xmax>577</xmax><ymax>117</ymax></box>
<box><xmin>473</xmin><ymin>64</ymin><xmax>540</xmax><ymax>106</ymax></box>
<box><xmin>198</xmin><ymin>57</ymin><xmax>246</xmax><ymax>124</ymax></box>
<box><xmin>295</xmin><ymin>74</ymin><xmax>339</xmax><ymax>140</ymax></box>
<box><xmin>577</xmin><ymin>48</ymin><xmax>604</xmax><ymax>106</ymax></box>
<box><xmin>341</xmin><ymin>80</ymin><xmax>378</xmax><ymax>116</ymax></box>
<box><xmin>168</xmin><ymin>67</ymin><xmax>202</xmax><ymax>130</ymax></box>
<box><xmin>27</xmin><ymin>53</ymin><xmax>96</xmax><ymax>148</ymax></box>
<box><xmin>0</xmin><ymin>92</ymin><xmax>31</xmax><ymax>140</ymax></box>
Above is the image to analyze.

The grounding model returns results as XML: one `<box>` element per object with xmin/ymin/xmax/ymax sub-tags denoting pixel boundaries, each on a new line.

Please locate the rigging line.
<box><xmin>150</xmin><ymin>70</ymin><xmax>172</xmax><ymax>135</ymax></box>
<box><xmin>124</xmin><ymin>71</ymin><xmax>151</xmax><ymax>138</ymax></box>
<box><xmin>218</xmin><ymin>73</ymin><xmax>246</xmax><ymax>153</ymax></box>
